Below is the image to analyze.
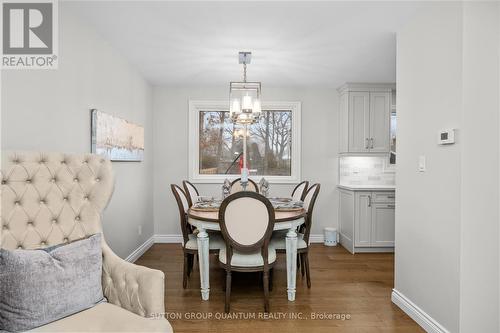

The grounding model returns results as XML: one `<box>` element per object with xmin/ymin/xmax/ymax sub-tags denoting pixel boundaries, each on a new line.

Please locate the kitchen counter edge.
<box><xmin>337</xmin><ymin>184</ymin><xmax>396</xmax><ymax>191</ymax></box>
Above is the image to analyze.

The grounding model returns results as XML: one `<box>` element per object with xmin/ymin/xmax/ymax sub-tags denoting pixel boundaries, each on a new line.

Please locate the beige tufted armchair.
<box><xmin>0</xmin><ymin>152</ymin><xmax>172</xmax><ymax>332</ymax></box>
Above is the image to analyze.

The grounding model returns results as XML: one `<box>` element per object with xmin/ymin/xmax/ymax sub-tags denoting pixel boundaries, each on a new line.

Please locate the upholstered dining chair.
<box><xmin>271</xmin><ymin>183</ymin><xmax>320</xmax><ymax>288</ymax></box>
<box><xmin>230</xmin><ymin>178</ymin><xmax>259</xmax><ymax>193</ymax></box>
<box><xmin>182</xmin><ymin>180</ymin><xmax>199</xmax><ymax>207</ymax></box>
<box><xmin>171</xmin><ymin>184</ymin><xmax>224</xmax><ymax>288</ymax></box>
<box><xmin>270</xmin><ymin>180</ymin><xmax>309</xmax><ymax>243</ymax></box>
<box><xmin>218</xmin><ymin>191</ymin><xmax>275</xmax><ymax>313</ymax></box>
<box><xmin>0</xmin><ymin>152</ymin><xmax>172</xmax><ymax>332</ymax></box>
<box><xmin>291</xmin><ymin>181</ymin><xmax>309</xmax><ymax>201</ymax></box>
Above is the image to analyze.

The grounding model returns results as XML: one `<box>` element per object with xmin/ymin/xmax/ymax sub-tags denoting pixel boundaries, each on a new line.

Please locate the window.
<box><xmin>389</xmin><ymin>89</ymin><xmax>396</xmax><ymax>165</ymax></box>
<box><xmin>390</xmin><ymin>110</ymin><xmax>396</xmax><ymax>164</ymax></box>
<box><xmin>189</xmin><ymin>101</ymin><xmax>301</xmax><ymax>183</ymax></box>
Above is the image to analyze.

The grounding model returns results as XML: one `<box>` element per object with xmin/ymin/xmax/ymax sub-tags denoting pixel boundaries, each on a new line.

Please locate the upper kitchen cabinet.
<box><xmin>338</xmin><ymin>83</ymin><xmax>395</xmax><ymax>153</ymax></box>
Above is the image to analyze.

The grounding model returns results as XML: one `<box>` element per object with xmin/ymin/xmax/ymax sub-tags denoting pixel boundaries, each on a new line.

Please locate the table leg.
<box><xmin>285</xmin><ymin>227</ymin><xmax>298</xmax><ymax>301</ymax></box>
<box><xmin>196</xmin><ymin>228</ymin><xmax>210</xmax><ymax>300</ymax></box>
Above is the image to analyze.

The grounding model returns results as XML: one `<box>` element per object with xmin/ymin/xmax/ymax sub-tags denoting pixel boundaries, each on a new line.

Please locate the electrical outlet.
<box><xmin>137</xmin><ymin>225</ymin><xmax>142</xmax><ymax>236</ymax></box>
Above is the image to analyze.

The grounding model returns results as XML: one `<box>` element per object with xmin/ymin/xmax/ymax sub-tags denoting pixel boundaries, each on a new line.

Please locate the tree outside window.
<box><xmin>199</xmin><ymin>110</ymin><xmax>292</xmax><ymax>177</ymax></box>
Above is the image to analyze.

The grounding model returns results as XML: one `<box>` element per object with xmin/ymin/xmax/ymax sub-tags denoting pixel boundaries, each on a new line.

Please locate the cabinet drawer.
<box><xmin>372</xmin><ymin>192</ymin><xmax>395</xmax><ymax>203</ymax></box>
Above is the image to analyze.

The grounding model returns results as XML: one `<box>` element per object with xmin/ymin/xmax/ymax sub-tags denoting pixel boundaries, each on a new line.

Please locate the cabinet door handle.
<box><xmin>370</xmin><ymin>138</ymin><xmax>374</xmax><ymax>149</ymax></box>
<box><xmin>365</xmin><ymin>138</ymin><xmax>369</xmax><ymax>149</ymax></box>
<box><xmin>368</xmin><ymin>195</ymin><xmax>372</xmax><ymax>207</ymax></box>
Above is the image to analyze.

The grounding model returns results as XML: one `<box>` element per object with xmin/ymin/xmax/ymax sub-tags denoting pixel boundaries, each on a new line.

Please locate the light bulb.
<box><xmin>231</xmin><ymin>99</ymin><xmax>241</xmax><ymax>116</ymax></box>
<box><xmin>253</xmin><ymin>99</ymin><xmax>261</xmax><ymax>115</ymax></box>
<box><xmin>242</xmin><ymin>94</ymin><xmax>252</xmax><ymax>111</ymax></box>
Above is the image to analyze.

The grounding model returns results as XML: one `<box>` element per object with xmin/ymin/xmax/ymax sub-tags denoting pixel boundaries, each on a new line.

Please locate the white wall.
<box><xmin>396</xmin><ymin>3</ymin><xmax>463</xmax><ymax>332</ymax></box>
<box><xmin>0</xmin><ymin>4</ymin><xmax>155</xmax><ymax>259</ymax></box>
<box><xmin>396</xmin><ymin>2</ymin><xmax>500</xmax><ymax>332</ymax></box>
<box><xmin>460</xmin><ymin>2</ymin><xmax>499</xmax><ymax>332</ymax></box>
<box><xmin>153</xmin><ymin>86</ymin><xmax>338</xmax><ymax>237</ymax></box>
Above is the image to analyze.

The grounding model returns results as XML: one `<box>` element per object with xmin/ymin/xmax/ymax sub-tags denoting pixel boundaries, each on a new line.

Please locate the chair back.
<box><xmin>230</xmin><ymin>178</ymin><xmax>259</xmax><ymax>194</ymax></box>
<box><xmin>291</xmin><ymin>181</ymin><xmax>309</xmax><ymax>201</ymax></box>
<box><xmin>219</xmin><ymin>192</ymin><xmax>275</xmax><ymax>266</ymax></box>
<box><xmin>302</xmin><ymin>183</ymin><xmax>320</xmax><ymax>244</ymax></box>
<box><xmin>171</xmin><ymin>184</ymin><xmax>191</xmax><ymax>244</ymax></box>
<box><xmin>1</xmin><ymin>152</ymin><xmax>114</xmax><ymax>250</ymax></box>
<box><xmin>182</xmin><ymin>180</ymin><xmax>199</xmax><ymax>207</ymax></box>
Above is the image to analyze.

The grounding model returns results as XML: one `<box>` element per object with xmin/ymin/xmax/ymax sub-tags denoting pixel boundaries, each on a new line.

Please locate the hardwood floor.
<box><xmin>136</xmin><ymin>244</ymin><xmax>423</xmax><ymax>333</ymax></box>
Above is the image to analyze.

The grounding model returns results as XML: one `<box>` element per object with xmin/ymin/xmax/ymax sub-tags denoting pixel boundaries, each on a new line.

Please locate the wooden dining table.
<box><xmin>187</xmin><ymin>205</ymin><xmax>306</xmax><ymax>302</ymax></box>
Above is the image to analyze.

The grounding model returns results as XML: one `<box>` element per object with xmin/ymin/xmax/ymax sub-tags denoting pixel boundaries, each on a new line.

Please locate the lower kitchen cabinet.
<box><xmin>371</xmin><ymin>202</ymin><xmax>395</xmax><ymax>247</ymax></box>
<box><xmin>338</xmin><ymin>187</ymin><xmax>395</xmax><ymax>253</ymax></box>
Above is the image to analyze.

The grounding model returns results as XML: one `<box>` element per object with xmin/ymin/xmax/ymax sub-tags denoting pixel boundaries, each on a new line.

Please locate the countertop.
<box><xmin>337</xmin><ymin>184</ymin><xmax>396</xmax><ymax>191</ymax></box>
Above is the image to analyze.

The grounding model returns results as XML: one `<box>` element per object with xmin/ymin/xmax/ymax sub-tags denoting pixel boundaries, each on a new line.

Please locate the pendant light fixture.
<box><xmin>229</xmin><ymin>51</ymin><xmax>262</xmax><ymax>124</ymax></box>
<box><xmin>229</xmin><ymin>51</ymin><xmax>262</xmax><ymax>188</ymax></box>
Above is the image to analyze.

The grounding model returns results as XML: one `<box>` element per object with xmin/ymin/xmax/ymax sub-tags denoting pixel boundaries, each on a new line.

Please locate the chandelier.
<box><xmin>229</xmin><ymin>51</ymin><xmax>262</xmax><ymax>125</ymax></box>
<box><xmin>228</xmin><ymin>51</ymin><xmax>262</xmax><ymax>189</ymax></box>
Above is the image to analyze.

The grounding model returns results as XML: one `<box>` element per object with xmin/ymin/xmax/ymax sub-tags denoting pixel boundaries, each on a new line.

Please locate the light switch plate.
<box><xmin>418</xmin><ymin>156</ymin><xmax>426</xmax><ymax>172</ymax></box>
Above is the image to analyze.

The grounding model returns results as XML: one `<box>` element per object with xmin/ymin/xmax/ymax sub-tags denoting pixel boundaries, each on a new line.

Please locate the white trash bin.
<box><xmin>324</xmin><ymin>227</ymin><xmax>337</xmax><ymax>246</ymax></box>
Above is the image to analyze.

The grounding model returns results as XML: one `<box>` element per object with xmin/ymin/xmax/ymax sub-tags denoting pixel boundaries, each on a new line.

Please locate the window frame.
<box><xmin>188</xmin><ymin>100</ymin><xmax>302</xmax><ymax>184</ymax></box>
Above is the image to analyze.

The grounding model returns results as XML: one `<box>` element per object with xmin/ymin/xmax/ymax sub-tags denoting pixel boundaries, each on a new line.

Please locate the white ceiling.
<box><xmin>65</xmin><ymin>1</ymin><xmax>423</xmax><ymax>87</ymax></box>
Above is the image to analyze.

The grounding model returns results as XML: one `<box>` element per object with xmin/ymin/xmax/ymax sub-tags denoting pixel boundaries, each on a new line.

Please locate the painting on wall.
<box><xmin>91</xmin><ymin>109</ymin><xmax>144</xmax><ymax>161</ymax></box>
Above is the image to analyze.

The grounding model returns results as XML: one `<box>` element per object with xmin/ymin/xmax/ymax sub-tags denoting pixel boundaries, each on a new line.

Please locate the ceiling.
<box><xmin>65</xmin><ymin>1</ymin><xmax>423</xmax><ymax>87</ymax></box>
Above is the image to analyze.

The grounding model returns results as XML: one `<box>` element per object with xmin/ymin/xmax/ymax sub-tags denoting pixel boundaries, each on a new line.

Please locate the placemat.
<box><xmin>191</xmin><ymin>198</ymin><xmax>303</xmax><ymax>212</ymax></box>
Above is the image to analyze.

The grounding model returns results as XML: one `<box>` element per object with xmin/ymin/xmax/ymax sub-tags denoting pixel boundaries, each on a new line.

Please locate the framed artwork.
<box><xmin>91</xmin><ymin>109</ymin><xmax>144</xmax><ymax>161</ymax></box>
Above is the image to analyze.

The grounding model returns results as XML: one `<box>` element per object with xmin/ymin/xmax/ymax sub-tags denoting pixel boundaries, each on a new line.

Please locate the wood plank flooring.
<box><xmin>136</xmin><ymin>244</ymin><xmax>423</xmax><ymax>333</ymax></box>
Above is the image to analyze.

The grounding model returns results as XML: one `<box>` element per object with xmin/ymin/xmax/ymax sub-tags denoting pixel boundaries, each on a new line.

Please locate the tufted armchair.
<box><xmin>0</xmin><ymin>152</ymin><xmax>172</xmax><ymax>332</ymax></box>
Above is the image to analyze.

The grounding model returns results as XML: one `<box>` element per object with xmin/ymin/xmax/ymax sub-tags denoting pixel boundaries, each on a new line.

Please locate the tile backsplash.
<box><xmin>339</xmin><ymin>156</ymin><xmax>395</xmax><ymax>186</ymax></box>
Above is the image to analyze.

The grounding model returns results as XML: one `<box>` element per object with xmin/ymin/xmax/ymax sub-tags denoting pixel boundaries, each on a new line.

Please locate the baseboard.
<box><xmin>153</xmin><ymin>233</ymin><xmax>327</xmax><ymax>244</ymax></box>
<box><xmin>309</xmin><ymin>234</ymin><xmax>325</xmax><ymax>243</ymax></box>
<box><xmin>127</xmin><ymin>233</ymin><xmax>333</xmax><ymax>262</ymax></box>
<box><xmin>125</xmin><ymin>236</ymin><xmax>155</xmax><ymax>263</ymax></box>
<box><xmin>391</xmin><ymin>289</ymin><xmax>450</xmax><ymax>333</ymax></box>
<box><xmin>154</xmin><ymin>234</ymin><xmax>183</xmax><ymax>244</ymax></box>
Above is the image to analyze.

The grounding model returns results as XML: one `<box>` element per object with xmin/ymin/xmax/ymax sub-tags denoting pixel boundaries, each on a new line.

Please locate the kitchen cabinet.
<box><xmin>338</xmin><ymin>186</ymin><xmax>395</xmax><ymax>253</ymax></box>
<box><xmin>338</xmin><ymin>83</ymin><xmax>394</xmax><ymax>153</ymax></box>
<box><xmin>371</xmin><ymin>202</ymin><xmax>395</xmax><ymax>246</ymax></box>
<box><xmin>354</xmin><ymin>192</ymin><xmax>372</xmax><ymax>247</ymax></box>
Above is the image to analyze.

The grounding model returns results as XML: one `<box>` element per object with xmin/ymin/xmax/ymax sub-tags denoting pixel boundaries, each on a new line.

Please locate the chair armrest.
<box><xmin>101</xmin><ymin>243</ymin><xmax>165</xmax><ymax>318</ymax></box>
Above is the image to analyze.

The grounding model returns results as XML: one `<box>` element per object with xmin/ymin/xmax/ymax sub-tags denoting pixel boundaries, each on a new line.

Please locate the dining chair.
<box><xmin>171</xmin><ymin>184</ymin><xmax>224</xmax><ymax>288</ymax></box>
<box><xmin>230</xmin><ymin>178</ymin><xmax>259</xmax><ymax>193</ymax></box>
<box><xmin>291</xmin><ymin>181</ymin><xmax>309</xmax><ymax>201</ymax></box>
<box><xmin>182</xmin><ymin>180</ymin><xmax>199</xmax><ymax>207</ymax></box>
<box><xmin>218</xmin><ymin>191</ymin><xmax>276</xmax><ymax>313</ymax></box>
<box><xmin>271</xmin><ymin>181</ymin><xmax>309</xmax><ymax>245</ymax></box>
<box><xmin>270</xmin><ymin>183</ymin><xmax>320</xmax><ymax>288</ymax></box>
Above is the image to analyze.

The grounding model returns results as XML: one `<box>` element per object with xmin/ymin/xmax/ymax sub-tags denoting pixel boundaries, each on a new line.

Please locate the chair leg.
<box><xmin>183</xmin><ymin>253</ymin><xmax>188</xmax><ymax>289</ymax></box>
<box><xmin>304</xmin><ymin>253</ymin><xmax>311</xmax><ymax>288</ymax></box>
<box><xmin>269</xmin><ymin>268</ymin><xmax>274</xmax><ymax>292</ymax></box>
<box><xmin>225</xmin><ymin>270</ymin><xmax>232</xmax><ymax>313</ymax></box>
<box><xmin>300</xmin><ymin>253</ymin><xmax>305</xmax><ymax>277</ymax></box>
<box><xmin>186</xmin><ymin>254</ymin><xmax>192</xmax><ymax>277</ymax></box>
<box><xmin>263</xmin><ymin>270</ymin><xmax>270</xmax><ymax>313</ymax></box>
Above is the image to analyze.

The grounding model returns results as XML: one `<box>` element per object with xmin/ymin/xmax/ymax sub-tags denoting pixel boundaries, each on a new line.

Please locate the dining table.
<box><xmin>187</xmin><ymin>199</ymin><xmax>306</xmax><ymax>302</ymax></box>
